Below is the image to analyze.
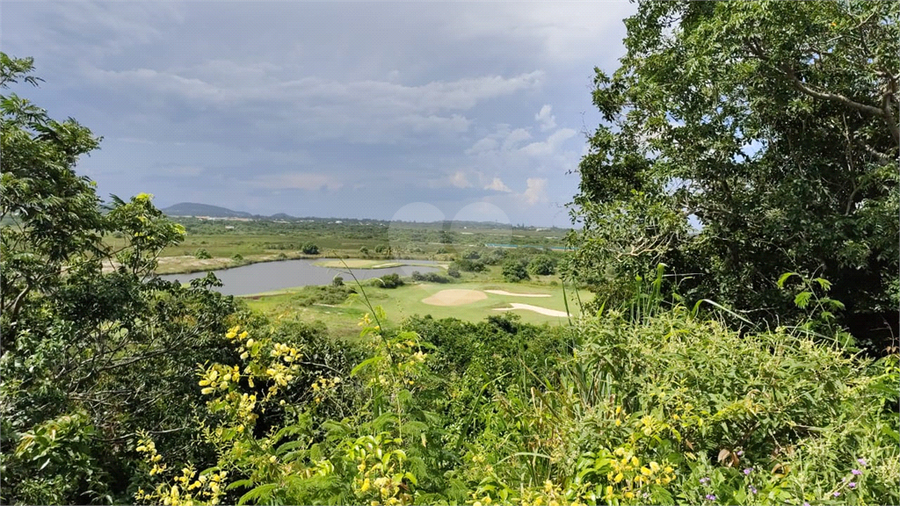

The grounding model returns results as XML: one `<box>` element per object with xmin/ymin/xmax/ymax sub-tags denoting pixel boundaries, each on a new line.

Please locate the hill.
<box><xmin>161</xmin><ymin>202</ymin><xmax>253</xmax><ymax>218</ymax></box>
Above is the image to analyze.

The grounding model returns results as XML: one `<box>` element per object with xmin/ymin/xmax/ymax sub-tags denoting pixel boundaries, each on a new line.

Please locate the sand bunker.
<box><xmin>484</xmin><ymin>290</ymin><xmax>551</xmax><ymax>298</ymax></box>
<box><xmin>422</xmin><ymin>289</ymin><xmax>487</xmax><ymax>306</ymax></box>
<box><xmin>494</xmin><ymin>303</ymin><xmax>569</xmax><ymax>317</ymax></box>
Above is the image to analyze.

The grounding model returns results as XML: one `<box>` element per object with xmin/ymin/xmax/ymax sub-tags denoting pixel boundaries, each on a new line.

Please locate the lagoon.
<box><xmin>158</xmin><ymin>258</ymin><xmax>440</xmax><ymax>296</ymax></box>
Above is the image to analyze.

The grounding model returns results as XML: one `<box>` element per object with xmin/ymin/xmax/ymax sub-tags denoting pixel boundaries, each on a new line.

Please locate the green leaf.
<box><xmin>777</xmin><ymin>272</ymin><xmax>799</xmax><ymax>289</ymax></box>
<box><xmin>794</xmin><ymin>292</ymin><xmax>812</xmax><ymax>309</ymax></box>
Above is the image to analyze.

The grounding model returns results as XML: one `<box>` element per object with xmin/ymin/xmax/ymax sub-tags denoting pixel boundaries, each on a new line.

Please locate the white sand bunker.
<box><xmin>484</xmin><ymin>290</ymin><xmax>551</xmax><ymax>298</ymax></box>
<box><xmin>422</xmin><ymin>289</ymin><xmax>488</xmax><ymax>306</ymax></box>
<box><xmin>494</xmin><ymin>303</ymin><xmax>569</xmax><ymax>317</ymax></box>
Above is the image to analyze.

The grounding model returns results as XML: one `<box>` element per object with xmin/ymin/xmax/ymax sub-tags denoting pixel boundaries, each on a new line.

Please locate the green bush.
<box><xmin>528</xmin><ymin>255</ymin><xmax>556</xmax><ymax>276</ymax></box>
<box><xmin>501</xmin><ymin>259</ymin><xmax>529</xmax><ymax>282</ymax></box>
<box><xmin>411</xmin><ymin>271</ymin><xmax>451</xmax><ymax>283</ymax></box>
<box><xmin>377</xmin><ymin>273</ymin><xmax>404</xmax><ymax>288</ymax></box>
<box><xmin>194</xmin><ymin>248</ymin><xmax>212</xmax><ymax>259</ymax></box>
<box><xmin>290</xmin><ymin>284</ymin><xmax>355</xmax><ymax>306</ymax></box>
<box><xmin>301</xmin><ymin>242</ymin><xmax>319</xmax><ymax>255</ymax></box>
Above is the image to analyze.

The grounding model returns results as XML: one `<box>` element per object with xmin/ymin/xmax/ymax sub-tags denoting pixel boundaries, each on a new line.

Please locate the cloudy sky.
<box><xmin>3</xmin><ymin>1</ymin><xmax>635</xmax><ymax>226</ymax></box>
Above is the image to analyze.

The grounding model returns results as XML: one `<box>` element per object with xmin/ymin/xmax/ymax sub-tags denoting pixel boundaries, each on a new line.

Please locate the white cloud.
<box><xmin>535</xmin><ymin>105</ymin><xmax>556</xmax><ymax>131</ymax></box>
<box><xmin>249</xmin><ymin>173</ymin><xmax>343</xmax><ymax>191</ymax></box>
<box><xmin>522</xmin><ymin>178</ymin><xmax>549</xmax><ymax>205</ymax></box>
<box><xmin>450</xmin><ymin>171</ymin><xmax>472</xmax><ymax>189</ymax></box>
<box><xmin>519</xmin><ymin>128</ymin><xmax>577</xmax><ymax>156</ymax></box>
<box><xmin>485</xmin><ymin>177</ymin><xmax>513</xmax><ymax>193</ymax></box>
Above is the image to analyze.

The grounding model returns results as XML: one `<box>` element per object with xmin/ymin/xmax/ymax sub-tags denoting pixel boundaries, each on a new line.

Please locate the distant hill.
<box><xmin>269</xmin><ymin>212</ymin><xmax>295</xmax><ymax>220</ymax></box>
<box><xmin>161</xmin><ymin>203</ymin><xmax>253</xmax><ymax>218</ymax></box>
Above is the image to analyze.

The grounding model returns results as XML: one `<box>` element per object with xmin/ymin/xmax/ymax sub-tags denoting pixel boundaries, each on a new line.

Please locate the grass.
<box><xmin>244</xmin><ymin>280</ymin><xmax>593</xmax><ymax>339</ymax></box>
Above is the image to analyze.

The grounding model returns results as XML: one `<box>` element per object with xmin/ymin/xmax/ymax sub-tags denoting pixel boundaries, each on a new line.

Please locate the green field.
<box><xmin>244</xmin><ymin>280</ymin><xmax>593</xmax><ymax>338</ymax></box>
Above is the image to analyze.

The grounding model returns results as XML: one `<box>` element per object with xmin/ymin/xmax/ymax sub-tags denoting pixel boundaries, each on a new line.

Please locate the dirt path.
<box><xmin>484</xmin><ymin>290</ymin><xmax>551</xmax><ymax>298</ymax></box>
<box><xmin>494</xmin><ymin>303</ymin><xmax>569</xmax><ymax>317</ymax></box>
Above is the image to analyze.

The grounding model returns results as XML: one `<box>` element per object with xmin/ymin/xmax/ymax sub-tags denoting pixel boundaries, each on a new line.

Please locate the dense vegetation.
<box><xmin>569</xmin><ymin>0</ymin><xmax>899</xmax><ymax>351</ymax></box>
<box><xmin>1</xmin><ymin>2</ymin><xmax>898</xmax><ymax>504</ymax></box>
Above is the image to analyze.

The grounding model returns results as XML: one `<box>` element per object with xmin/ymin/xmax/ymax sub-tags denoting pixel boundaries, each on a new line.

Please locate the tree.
<box><xmin>502</xmin><ymin>259</ymin><xmax>530</xmax><ymax>283</ymax></box>
<box><xmin>527</xmin><ymin>255</ymin><xmax>556</xmax><ymax>276</ymax></box>
<box><xmin>301</xmin><ymin>242</ymin><xmax>319</xmax><ymax>255</ymax></box>
<box><xmin>0</xmin><ymin>54</ymin><xmax>239</xmax><ymax>504</ymax></box>
<box><xmin>570</xmin><ymin>1</ymin><xmax>899</xmax><ymax>345</ymax></box>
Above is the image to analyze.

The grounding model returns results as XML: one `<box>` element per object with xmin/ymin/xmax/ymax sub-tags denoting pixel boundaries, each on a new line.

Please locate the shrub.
<box><xmin>194</xmin><ymin>248</ymin><xmax>211</xmax><ymax>259</ymax></box>
<box><xmin>232</xmin><ymin>253</ymin><xmax>244</xmax><ymax>262</ymax></box>
<box><xmin>411</xmin><ymin>271</ymin><xmax>450</xmax><ymax>283</ymax></box>
<box><xmin>501</xmin><ymin>259</ymin><xmax>529</xmax><ymax>282</ymax></box>
<box><xmin>451</xmin><ymin>258</ymin><xmax>486</xmax><ymax>272</ymax></box>
<box><xmin>447</xmin><ymin>266</ymin><xmax>460</xmax><ymax>278</ymax></box>
<box><xmin>301</xmin><ymin>243</ymin><xmax>319</xmax><ymax>255</ymax></box>
<box><xmin>332</xmin><ymin>275</ymin><xmax>344</xmax><ymax>287</ymax></box>
<box><xmin>378</xmin><ymin>273</ymin><xmax>404</xmax><ymax>288</ymax></box>
<box><xmin>527</xmin><ymin>255</ymin><xmax>556</xmax><ymax>276</ymax></box>
<box><xmin>290</xmin><ymin>284</ymin><xmax>354</xmax><ymax>306</ymax></box>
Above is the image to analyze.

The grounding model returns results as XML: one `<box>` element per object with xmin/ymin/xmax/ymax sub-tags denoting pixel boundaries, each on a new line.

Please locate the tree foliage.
<box><xmin>569</xmin><ymin>1</ymin><xmax>899</xmax><ymax>346</ymax></box>
<box><xmin>0</xmin><ymin>53</ymin><xmax>239</xmax><ymax>504</ymax></box>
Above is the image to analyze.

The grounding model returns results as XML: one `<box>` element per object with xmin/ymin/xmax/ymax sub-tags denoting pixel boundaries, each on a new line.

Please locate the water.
<box><xmin>158</xmin><ymin>259</ymin><xmax>441</xmax><ymax>296</ymax></box>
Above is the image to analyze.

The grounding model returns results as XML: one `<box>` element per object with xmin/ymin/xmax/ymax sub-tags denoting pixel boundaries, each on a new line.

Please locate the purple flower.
<box><xmin>857</xmin><ymin>458</ymin><xmax>867</xmax><ymax>467</ymax></box>
<box><xmin>834</xmin><ymin>491</ymin><xmax>841</xmax><ymax>497</ymax></box>
<box><xmin>743</xmin><ymin>468</ymin><xmax>753</xmax><ymax>475</ymax></box>
<box><xmin>750</xmin><ymin>486</ymin><xmax>758</xmax><ymax>494</ymax></box>
<box><xmin>848</xmin><ymin>482</ymin><xmax>857</xmax><ymax>489</ymax></box>
<box><xmin>736</xmin><ymin>450</ymin><xmax>743</xmax><ymax>456</ymax></box>
<box><xmin>803</xmin><ymin>502</ymin><xmax>811</xmax><ymax>506</ymax></box>
<box><xmin>700</xmin><ymin>477</ymin><xmax>710</xmax><ymax>484</ymax></box>
<box><xmin>705</xmin><ymin>494</ymin><xmax>716</xmax><ymax>501</ymax></box>
<box><xmin>851</xmin><ymin>469</ymin><xmax>862</xmax><ymax>475</ymax></box>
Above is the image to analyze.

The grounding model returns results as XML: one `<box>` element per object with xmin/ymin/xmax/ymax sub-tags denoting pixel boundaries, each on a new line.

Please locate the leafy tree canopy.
<box><xmin>570</xmin><ymin>0</ymin><xmax>899</xmax><ymax>346</ymax></box>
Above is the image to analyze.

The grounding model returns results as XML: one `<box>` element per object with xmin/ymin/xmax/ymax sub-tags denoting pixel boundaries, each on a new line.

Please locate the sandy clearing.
<box><xmin>422</xmin><ymin>289</ymin><xmax>487</xmax><ymax>306</ymax></box>
<box><xmin>484</xmin><ymin>290</ymin><xmax>551</xmax><ymax>298</ymax></box>
<box><xmin>494</xmin><ymin>303</ymin><xmax>569</xmax><ymax>317</ymax></box>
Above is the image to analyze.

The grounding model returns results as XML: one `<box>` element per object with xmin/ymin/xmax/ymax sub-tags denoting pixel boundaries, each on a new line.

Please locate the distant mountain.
<box><xmin>161</xmin><ymin>203</ymin><xmax>253</xmax><ymax>218</ymax></box>
<box><xmin>269</xmin><ymin>212</ymin><xmax>295</xmax><ymax>220</ymax></box>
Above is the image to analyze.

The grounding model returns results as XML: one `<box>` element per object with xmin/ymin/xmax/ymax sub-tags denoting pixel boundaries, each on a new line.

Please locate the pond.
<box><xmin>158</xmin><ymin>259</ymin><xmax>441</xmax><ymax>296</ymax></box>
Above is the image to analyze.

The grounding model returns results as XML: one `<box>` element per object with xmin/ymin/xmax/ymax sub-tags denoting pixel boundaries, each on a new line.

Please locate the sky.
<box><xmin>2</xmin><ymin>1</ymin><xmax>636</xmax><ymax>227</ymax></box>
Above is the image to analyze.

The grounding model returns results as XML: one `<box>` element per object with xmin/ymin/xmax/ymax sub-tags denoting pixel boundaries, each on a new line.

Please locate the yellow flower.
<box><xmin>650</xmin><ymin>462</ymin><xmax>661</xmax><ymax>473</ymax></box>
<box><xmin>474</xmin><ymin>502</ymin><xmax>483</xmax><ymax>506</ymax></box>
<box><xmin>625</xmin><ymin>491</ymin><xmax>634</xmax><ymax>499</ymax></box>
<box><xmin>605</xmin><ymin>485</ymin><xmax>614</xmax><ymax>498</ymax></box>
<box><xmin>614</xmin><ymin>472</ymin><xmax>624</xmax><ymax>483</ymax></box>
<box><xmin>484</xmin><ymin>497</ymin><xmax>493</xmax><ymax>505</ymax></box>
<box><xmin>664</xmin><ymin>466</ymin><xmax>674</xmax><ymax>474</ymax></box>
<box><xmin>631</xmin><ymin>456</ymin><xmax>640</xmax><ymax>467</ymax></box>
<box><xmin>269</xmin><ymin>455</ymin><xmax>277</xmax><ymax>463</ymax></box>
<box><xmin>641</xmin><ymin>466</ymin><xmax>652</xmax><ymax>476</ymax></box>
<box><xmin>360</xmin><ymin>478</ymin><xmax>371</xmax><ymax>492</ymax></box>
<box><xmin>544</xmin><ymin>480</ymin><xmax>554</xmax><ymax>492</ymax></box>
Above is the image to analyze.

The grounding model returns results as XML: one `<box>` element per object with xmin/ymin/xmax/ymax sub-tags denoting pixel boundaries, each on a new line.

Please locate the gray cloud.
<box><xmin>2</xmin><ymin>0</ymin><xmax>634</xmax><ymax>225</ymax></box>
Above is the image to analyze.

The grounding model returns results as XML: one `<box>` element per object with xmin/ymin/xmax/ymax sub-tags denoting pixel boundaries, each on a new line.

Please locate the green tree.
<box><xmin>301</xmin><ymin>242</ymin><xmax>319</xmax><ymax>255</ymax></box>
<box><xmin>570</xmin><ymin>1</ymin><xmax>899</xmax><ymax>344</ymax></box>
<box><xmin>527</xmin><ymin>255</ymin><xmax>556</xmax><ymax>276</ymax></box>
<box><xmin>0</xmin><ymin>54</ymin><xmax>239</xmax><ymax>504</ymax></box>
<box><xmin>502</xmin><ymin>259</ymin><xmax>530</xmax><ymax>283</ymax></box>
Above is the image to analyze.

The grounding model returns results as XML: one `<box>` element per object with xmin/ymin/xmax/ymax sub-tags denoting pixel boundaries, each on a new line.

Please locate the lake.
<box><xmin>158</xmin><ymin>259</ymin><xmax>441</xmax><ymax>296</ymax></box>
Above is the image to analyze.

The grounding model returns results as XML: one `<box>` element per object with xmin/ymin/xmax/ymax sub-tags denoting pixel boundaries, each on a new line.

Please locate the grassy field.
<box><xmin>243</xmin><ymin>280</ymin><xmax>593</xmax><ymax>339</ymax></box>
